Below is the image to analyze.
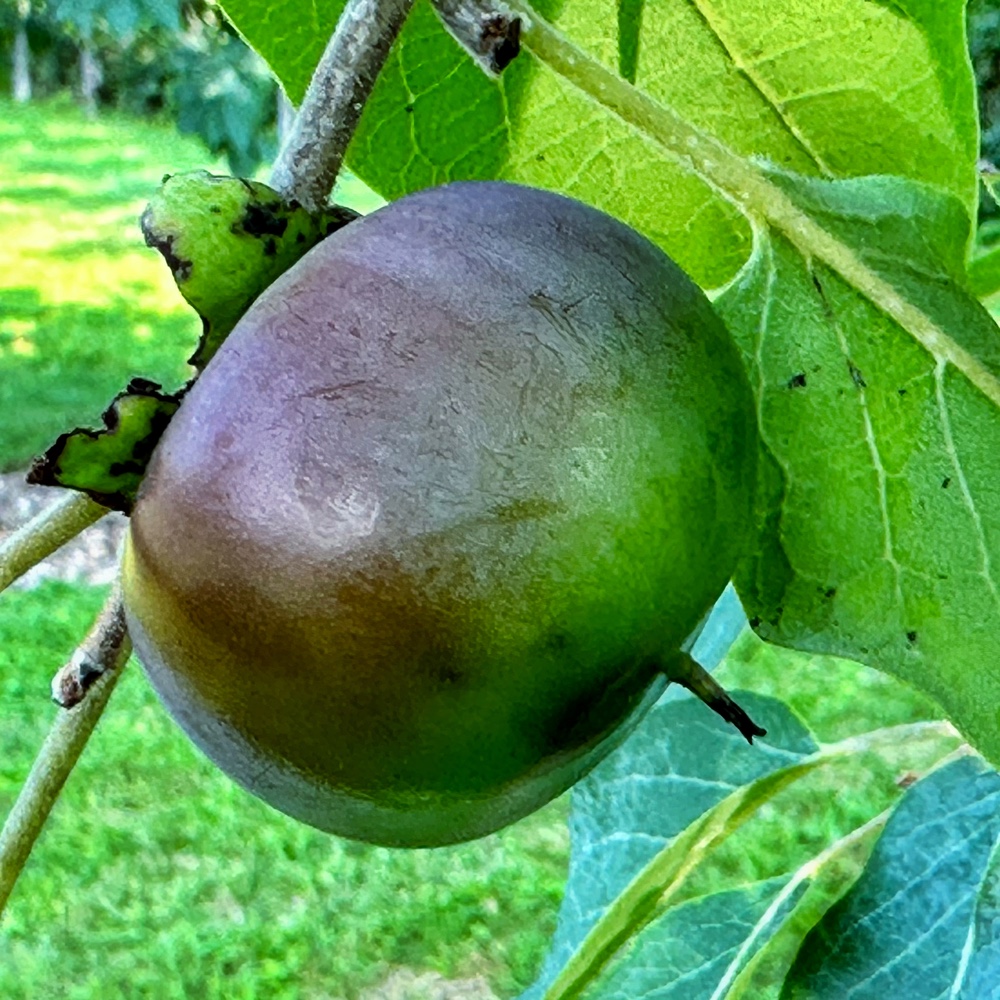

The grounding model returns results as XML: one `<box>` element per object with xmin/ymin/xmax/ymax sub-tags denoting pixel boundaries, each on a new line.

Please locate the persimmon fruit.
<box><xmin>122</xmin><ymin>182</ymin><xmax>758</xmax><ymax>847</ymax></box>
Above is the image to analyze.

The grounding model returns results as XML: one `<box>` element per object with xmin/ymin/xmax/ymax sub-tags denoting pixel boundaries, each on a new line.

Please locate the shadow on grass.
<box><xmin>0</xmin><ymin>286</ymin><xmax>197</xmax><ymax>472</ymax></box>
<box><xmin>46</xmin><ymin>235</ymin><xmax>149</xmax><ymax>259</ymax></box>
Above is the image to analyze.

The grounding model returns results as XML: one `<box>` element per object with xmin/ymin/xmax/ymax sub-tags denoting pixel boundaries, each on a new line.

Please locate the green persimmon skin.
<box><xmin>123</xmin><ymin>181</ymin><xmax>757</xmax><ymax>847</ymax></box>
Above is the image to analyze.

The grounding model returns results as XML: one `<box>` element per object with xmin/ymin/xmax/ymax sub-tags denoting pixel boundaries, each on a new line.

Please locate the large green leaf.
<box><xmin>715</xmin><ymin>173</ymin><xmax>1000</xmax><ymax>763</ymax></box>
<box><xmin>520</xmin><ymin>686</ymin><xmax>958</xmax><ymax>1000</ymax></box>
<box><xmin>222</xmin><ymin>0</ymin><xmax>976</xmax><ymax>289</ymax></box>
<box><xmin>783</xmin><ymin>754</ymin><xmax>1000</xmax><ymax>998</ymax></box>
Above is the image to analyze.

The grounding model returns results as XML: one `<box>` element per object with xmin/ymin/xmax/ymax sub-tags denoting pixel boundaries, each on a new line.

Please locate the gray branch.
<box><xmin>269</xmin><ymin>0</ymin><xmax>418</xmax><ymax>210</ymax></box>
<box><xmin>0</xmin><ymin>588</ymin><xmax>131</xmax><ymax>915</ymax></box>
<box><xmin>51</xmin><ymin>581</ymin><xmax>129</xmax><ymax>709</ymax></box>
<box><xmin>0</xmin><ymin>491</ymin><xmax>108</xmax><ymax>595</ymax></box>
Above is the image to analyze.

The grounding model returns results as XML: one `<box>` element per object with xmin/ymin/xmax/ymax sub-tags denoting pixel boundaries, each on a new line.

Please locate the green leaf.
<box><xmin>221</xmin><ymin>0</ymin><xmax>977</xmax><ymax>289</ymax></box>
<box><xmin>220</xmin><ymin>0</ymin><xmax>346</xmax><ymax>106</ymax></box>
<box><xmin>26</xmin><ymin>379</ymin><xmax>183</xmax><ymax>513</ymax></box>
<box><xmin>534</xmin><ymin>705</ymin><xmax>824</xmax><ymax>1000</ymax></box>
<box><xmin>782</xmin><ymin>754</ymin><xmax>1000</xmax><ymax>999</ymax></box>
<box><xmin>577</xmin><ymin>818</ymin><xmax>884</xmax><ymax>1000</ymax></box>
<box><xmin>524</xmin><ymin>710</ymin><xmax>958</xmax><ymax>1000</ymax></box>
<box><xmin>720</xmin><ymin>817</ymin><xmax>887</xmax><ymax>998</ymax></box>
<box><xmin>714</xmin><ymin>175</ymin><xmax>1000</xmax><ymax>768</ymax></box>
<box><xmin>968</xmin><ymin>242</ymin><xmax>1000</xmax><ymax>299</ymax></box>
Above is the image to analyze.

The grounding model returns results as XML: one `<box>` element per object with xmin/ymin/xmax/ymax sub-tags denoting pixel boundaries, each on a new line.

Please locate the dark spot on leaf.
<box><xmin>787</xmin><ymin>372</ymin><xmax>807</xmax><ymax>389</ymax></box>
<box><xmin>848</xmin><ymin>362</ymin><xmax>867</xmax><ymax>388</ymax></box>
<box><xmin>898</xmin><ymin>388</ymin><xmax>907</xmax><ymax>396</ymax></box>
<box><xmin>824</xmin><ymin>587</ymin><xmax>836</xmax><ymax>599</ymax></box>
<box><xmin>405</xmin><ymin>104</ymin><xmax>414</xmax><ymax>114</ymax></box>
<box><xmin>536</xmin><ymin>153</ymin><xmax>545</xmax><ymax>161</ymax></box>
<box><xmin>942</xmin><ymin>477</ymin><xmax>951</xmax><ymax>489</ymax></box>
<box><xmin>241</xmin><ymin>201</ymin><xmax>289</xmax><ymax>238</ymax></box>
<box><xmin>263</xmin><ymin>237</ymin><xmax>277</xmax><ymax>257</ymax></box>
<box><xmin>749</xmin><ymin>616</ymin><xmax>762</xmax><ymax>630</ymax></box>
<box><xmin>140</xmin><ymin>208</ymin><xmax>193</xmax><ymax>282</ymax></box>
<box><xmin>906</xmin><ymin>630</ymin><xmax>918</xmax><ymax>644</ymax></box>
<box><xmin>108</xmin><ymin>458</ymin><xmax>146</xmax><ymax>477</ymax></box>
<box><xmin>209</xmin><ymin>204</ymin><xmax>222</xmax><ymax>215</ymax></box>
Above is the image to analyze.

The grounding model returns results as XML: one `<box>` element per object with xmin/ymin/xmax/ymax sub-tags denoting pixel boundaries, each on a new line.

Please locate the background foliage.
<box><xmin>0</xmin><ymin>0</ymin><xmax>278</xmax><ymax>172</ymax></box>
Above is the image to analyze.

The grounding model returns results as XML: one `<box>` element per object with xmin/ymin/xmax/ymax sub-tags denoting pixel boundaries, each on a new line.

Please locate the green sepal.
<box><xmin>140</xmin><ymin>170</ymin><xmax>358</xmax><ymax>369</ymax></box>
<box><xmin>27</xmin><ymin>378</ymin><xmax>186</xmax><ymax>513</ymax></box>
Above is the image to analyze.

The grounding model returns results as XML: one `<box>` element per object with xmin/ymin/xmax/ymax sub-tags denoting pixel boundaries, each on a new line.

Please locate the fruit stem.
<box><xmin>664</xmin><ymin>652</ymin><xmax>766</xmax><ymax>744</ymax></box>
<box><xmin>0</xmin><ymin>490</ymin><xmax>108</xmax><ymax>595</ymax></box>
<box><xmin>268</xmin><ymin>0</ymin><xmax>418</xmax><ymax>211</ymax></box>
<box><xmin>0</xmin><ymin>587</ymin><xmax>131</xmax><ymax>916</ymax></box>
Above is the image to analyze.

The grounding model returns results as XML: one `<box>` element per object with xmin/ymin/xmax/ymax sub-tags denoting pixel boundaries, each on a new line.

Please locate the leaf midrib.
<box><xmin>511</xmin><ymin>2</ymin><xmax>1000</xmax><ymax>410</ymax></box>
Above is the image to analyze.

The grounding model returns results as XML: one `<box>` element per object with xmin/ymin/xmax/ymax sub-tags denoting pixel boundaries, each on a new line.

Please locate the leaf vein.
<box><xmin>685</xmin><ymin>0</ymin><xmax>833</xmax><ymax>176</ymax></box>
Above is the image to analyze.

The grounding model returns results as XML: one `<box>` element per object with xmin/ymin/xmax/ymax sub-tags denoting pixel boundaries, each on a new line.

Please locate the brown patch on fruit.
<box><xmin>489</xmin><ymin>497</ymin><xmax>566</xmax><ymax>522</ymax></box>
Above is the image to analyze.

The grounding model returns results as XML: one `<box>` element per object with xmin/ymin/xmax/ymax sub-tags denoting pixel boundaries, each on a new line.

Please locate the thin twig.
<box><xmin>51</xmin><ymin>581</ymin><xmax>128</xmax><ymax>708</ymax></box>
<box><xmin>269</xmin><ymin>0</ymin><xmax>417</xmax><ymax>210</ymax></box>
<box><xmin>0</xmin><ymin>589</ymin><xmax>131</xmax><ymax>915</ymax></box>
<box><xmin>0</xmin><ymin>490</ymin><xmax>108</xmax><ymax>596</ymax></box>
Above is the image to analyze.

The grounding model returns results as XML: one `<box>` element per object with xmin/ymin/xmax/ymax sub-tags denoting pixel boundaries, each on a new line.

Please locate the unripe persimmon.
<box><xmin>123</xmin><ymin>182</ymin><xmax>757</xmax><ymax>847</ymax></box>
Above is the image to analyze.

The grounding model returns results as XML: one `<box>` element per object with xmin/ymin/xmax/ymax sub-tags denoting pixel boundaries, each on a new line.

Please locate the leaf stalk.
<box><xmin>0</xmin><ymin>491</ymin><xmax>108</xmax><ymax>596</ymax></box>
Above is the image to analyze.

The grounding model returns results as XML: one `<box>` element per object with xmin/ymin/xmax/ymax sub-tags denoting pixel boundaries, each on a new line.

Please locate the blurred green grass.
<box><xmin>0</xmin><ymin>98</ymin><xmax>946</xmax><ymax>999</ymax></box>
<box><xmin>0</xmin><ymin>96</ymin><xmax>382</xmax><ymax>473</ymax></box>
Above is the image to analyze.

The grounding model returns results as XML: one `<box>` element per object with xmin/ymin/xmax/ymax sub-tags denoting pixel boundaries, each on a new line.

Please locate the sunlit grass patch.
<box><xmin>0</xmin><ymin>99</ymin><xmax>213</xmax><ymax>470</ymax></box>
<box><xmin>0</xmin><ymin>97</ymin><xmax>382</xmax><ymax>472</ymax></box>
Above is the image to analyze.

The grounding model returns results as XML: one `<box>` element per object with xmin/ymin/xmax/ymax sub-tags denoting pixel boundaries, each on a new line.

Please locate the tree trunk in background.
<box><xmin>12</xmin><ymin>2</ymin><xmax>31</xmax><ymax>103</ymax></box>
<box><xmin>79</xmin><ymin>41</ymin><xmax>102</xmax><ymax>118</ymax></box>
<box><xmin>277</xmin><ymin>88</ymin><xmax>296</xmax><ymax>151</ymax></box>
